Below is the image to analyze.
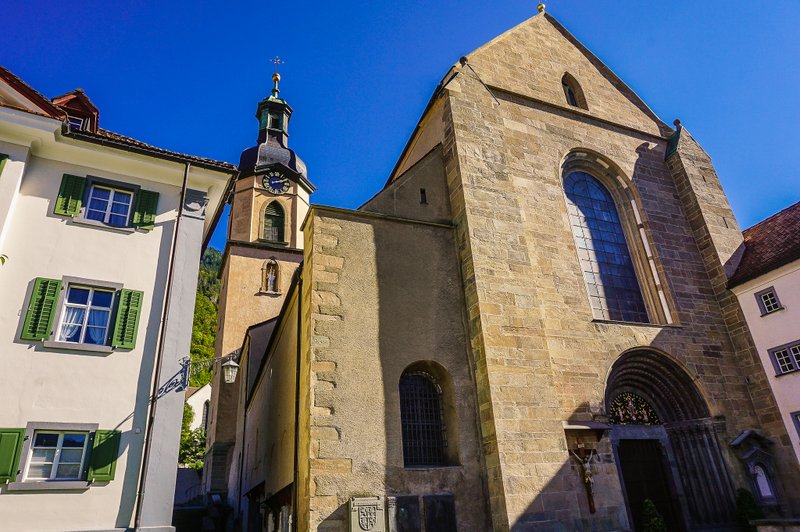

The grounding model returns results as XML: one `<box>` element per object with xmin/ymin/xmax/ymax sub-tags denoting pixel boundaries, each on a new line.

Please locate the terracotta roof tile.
<box><xmin>728</xmin><ymin>200</ymin><xmax>800</xmax><ymax>287</ymax></box>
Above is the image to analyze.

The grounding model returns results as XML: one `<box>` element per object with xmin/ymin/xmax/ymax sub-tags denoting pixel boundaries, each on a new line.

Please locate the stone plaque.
<box><xmin>349</xmin><ymin>496</ymin><xmax>386</xmax><ymax>532</ymax></box>
<box><xmin>423</xmin><ymin>494</ymin><xmax>457</xmax><ymax>532</ymax></box>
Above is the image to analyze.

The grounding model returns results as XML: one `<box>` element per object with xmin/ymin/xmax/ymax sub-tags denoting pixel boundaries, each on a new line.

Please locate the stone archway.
<box><xmin>606</xmin><ymin>350</ymin><xmax>737</xmax><ymax>530</ymax></box>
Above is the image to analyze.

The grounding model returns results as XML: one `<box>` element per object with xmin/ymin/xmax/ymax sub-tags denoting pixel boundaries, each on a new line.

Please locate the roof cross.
<box><xmin>272</xmin><ymin>56</ymin><xmax>285</xmax><ymax>74</ymax></box>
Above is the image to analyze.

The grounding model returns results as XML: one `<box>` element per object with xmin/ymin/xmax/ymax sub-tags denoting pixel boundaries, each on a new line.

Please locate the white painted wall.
<box><xmin>0</xmin><ymin>108</ymin><xmax>230</xmax><ymax>531</ymax></box>
<box><xmin>186</xmin><ymin>384</ymin><xmax>211</xmax><ymax>433</ymax></box>
<box><xmin>732</xmin><ymin>259</ymin><xmax>800</xmax><ymax>464</ymax></box>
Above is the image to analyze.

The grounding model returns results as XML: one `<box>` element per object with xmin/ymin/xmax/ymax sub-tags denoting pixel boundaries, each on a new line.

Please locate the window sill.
<box><xmin>403</xmin><ymin>465</ymin><xmax>462</xmax><ymax>471</ymax></box>
<box><xmin>70</xmin><ymin>217</ymin><xmax>136</xmax><ymax>233</ymax></box>
<box><xmin>258</xmin><ymin>290</ymin><xmax>282</xmax><ymax>297</ymax></box>
<box><xmin>775</xmin><ymin>370</ymin><xmax>799</xmax><ymax>378</ymax></box>
<box><xmin>42</xmin><ymin>340</ymin><xmax>113</xmax><ymax>354</ymax></box>
<box><xmin>760</xmin><ymin>307</ymin><xmax>785</xmax><ymax>317</ymax></box>
<box><xmin>257</xmin><ymin>238</ymin><xmax>289</xmax><ymax>246</ymax></box>
<box><xmin>6</xmin><ymin>480</ymin><xmax>91</xmax><ymax>492</ymax></box>
<box><xmin>591</xmin><ymin>319</ymin><xmax>679</xmax><ymax>328</ymax></box>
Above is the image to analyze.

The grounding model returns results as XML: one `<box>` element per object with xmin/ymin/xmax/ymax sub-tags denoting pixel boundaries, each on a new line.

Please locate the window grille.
<box><xmin>262</xmin><ymin>202</ymin><xmax>285</xmax><ymax>242</ymax></box>
<box><xmin>399</xmin><ymin>371</ymin><xmax>447</xmax><ymax>467</ymax></box>
<box><xmin>564</xmin><ymin>171</ymin><xmax>649</xmax><ymax>323</ymax></box>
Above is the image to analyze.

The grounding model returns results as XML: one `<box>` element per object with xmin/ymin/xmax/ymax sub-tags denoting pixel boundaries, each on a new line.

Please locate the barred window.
<box><xmin>262</xmin><ymin>201</ymin><xmax>285</xmax><ymax>242</ymax></box>
<box><xmin>564</xmin><ymin>171</ymin><xmax>649</xmax><ymax>323</ymax></box>
<box><xmin>399</xmin><ymin>371</ymin><xmax>447</xmax><ymax>467</ymax></box>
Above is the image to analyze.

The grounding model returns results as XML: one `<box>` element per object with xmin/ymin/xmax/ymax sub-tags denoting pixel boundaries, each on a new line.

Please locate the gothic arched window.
<box><xmin>399</xmin><ymin>371</ymin><xmax>447</xmax><ymax>467</ymax></box>
<box><xmin>564</xmin><ymin>171</ymin><xmax>649</xmax><ymax>323</ymax></box>
<box><xmin>262</xmin><ymin>201</ymin><xmax>285</xmax><ymax>243</ymax></box>
<box><xmin>753</xmin><ymin>464</ymin><xmax>774</xmax><ymax>500</ymax></box>
<box><xmin>261</xmin><ymin>259</ymin><xmax>280</xmax><ymax>294</ymax></box>
<box><xmin>562</xmin><ymin>73</ymin><xmax>587</xmax><ymax>109</ymax></box>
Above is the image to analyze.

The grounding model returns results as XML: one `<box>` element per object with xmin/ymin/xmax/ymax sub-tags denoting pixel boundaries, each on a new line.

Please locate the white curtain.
<box><xmin>86</xmin><ymin>310</ymin><xmax>108</xmax><ymax>344</ymax></box>
<box><xmin>59</xmin><ymin>307</ymin><xmax>83</xmax><ymax>341</ymax></box>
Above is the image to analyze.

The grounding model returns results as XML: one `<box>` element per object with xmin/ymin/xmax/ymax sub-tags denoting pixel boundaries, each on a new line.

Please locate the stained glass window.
<box><xmin>564</xmin><ymin>171</ymin><xmax>649</xmax><ymax>323</ymax></box>
<box><xmin>609</xmin><ymin>392</ymin><xmax>660</xmax><ymax>425</ymax></box>
<box><xmin>400</xmin><ymin>371</ymin><xmax>447</xmax><ymax>467</ymax></box>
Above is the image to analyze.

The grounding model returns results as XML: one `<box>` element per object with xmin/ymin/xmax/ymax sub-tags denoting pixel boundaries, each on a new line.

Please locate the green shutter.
<box><xmin>88</xmin><ymin>430</ymin><xmax>121</xmax><ymax>482</ymax></box>
<box><xmin>20</xmin><ymin>278</ymin><xmax>62</xmax><ymax>341</ymax></box>
<box><xmin>132</xmin><ymin>190</ymin><xmax>159</xmax><ymax>230</ymax></box>
<box><xmin>111</xmin><ymin>289</ymin><xmax>143</xmax><ymax>349</ymax></box>
<box><xmin>0</xmin><ymin>429</ymin><xmax>25</xmax><ymax>483</ymax></box>
<box><xmin>0</xmin><ymin>154</ymin><xmax>8</xmax><ymax>177</ymax></box>
<box><xmin>54</xmin><ymin>174</ymin><xmax>86</xmax><ymax>217</ymax></box>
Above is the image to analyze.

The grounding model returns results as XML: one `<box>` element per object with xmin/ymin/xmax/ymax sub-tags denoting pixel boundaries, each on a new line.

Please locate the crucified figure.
<box><xmin>571</xmin><ymin>447</ymin><xmax>598</xmax><ymax>514</ymax></box>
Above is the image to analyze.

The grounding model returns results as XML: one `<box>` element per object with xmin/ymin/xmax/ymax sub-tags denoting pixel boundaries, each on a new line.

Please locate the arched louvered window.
<box><xmin>399</xmin><ymin>371</ymin><xmax>447</xmax><ymax>467</ymax></box>
<box><xmin>262</xmin><ymin>201</ymin><xmax>285</xmax><ymax>242</ymax></box>
<box><xmin>561</xmin><ymin>73</ymin><xmax>587</xmax><ymax>109</ymax></box>
<box><xmin>564</xmin><ymin>171</ymin><xmax>648</xmax><ymax>323</ymax></box>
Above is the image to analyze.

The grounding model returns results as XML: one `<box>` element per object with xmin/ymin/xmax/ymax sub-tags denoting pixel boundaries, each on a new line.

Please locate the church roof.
<box><xmin>728</xmin><ymin>200</ymin><xmax>800</xmax><ymax>288</ymax></box>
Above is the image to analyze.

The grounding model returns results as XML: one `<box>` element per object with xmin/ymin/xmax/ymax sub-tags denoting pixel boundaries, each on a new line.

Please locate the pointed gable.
<box><xmin>466</xmin><ymin>13</ymin><xmax>670</xmax><ymax>137</ymax></box>
<box><xmin>52</xmin><ymin>89</ymin><xmax>100</xmax><ymax>132</ymax></box>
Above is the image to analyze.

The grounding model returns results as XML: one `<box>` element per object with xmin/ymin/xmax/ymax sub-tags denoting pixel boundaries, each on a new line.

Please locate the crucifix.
<box><xmin>570</xmin><ymin>437</ymin><xmax>597</xmax><ymax>514</ymax></box>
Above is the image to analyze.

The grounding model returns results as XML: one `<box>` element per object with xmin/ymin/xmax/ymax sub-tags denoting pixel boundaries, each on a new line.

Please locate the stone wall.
<box><xmin>299</xmin><ymin>207</ymin><xmax>489</xmax><ymax>531</ymax></box>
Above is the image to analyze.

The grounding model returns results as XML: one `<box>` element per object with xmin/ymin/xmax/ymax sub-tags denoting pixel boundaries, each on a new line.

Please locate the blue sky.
<box><xmin>4</xmin><ymin>1</ymin><xmax>799</xmax><ymax>251</ymax></box>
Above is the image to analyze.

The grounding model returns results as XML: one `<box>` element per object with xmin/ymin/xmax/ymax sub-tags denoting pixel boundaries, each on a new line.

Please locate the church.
<box><xmin>204</xmin><ymin>9</ymin><xmax>800</xmax><ymax>531</ymax></box>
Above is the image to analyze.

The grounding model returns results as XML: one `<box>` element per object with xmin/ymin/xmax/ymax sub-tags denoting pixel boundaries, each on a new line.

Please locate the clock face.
<box><xmin>263</xmin><ymin>170</ymin><xmax>290</xmax><ymax>195</ymax></box>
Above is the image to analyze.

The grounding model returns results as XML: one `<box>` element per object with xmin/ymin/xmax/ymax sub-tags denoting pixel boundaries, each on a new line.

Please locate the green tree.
<box><xmin>189</xmin><ymin>248</ymin><xmax>222</xmax><ymax>387</ymax></box>
<box><xmin>642</xmin><ymin>498</ymin><xmax>667</xmax><ymax>532</ymax></box>
<box><xmin>179</xmin><ymin>403</ymin><xmax>206</xmax><ymax>470</ymax></box>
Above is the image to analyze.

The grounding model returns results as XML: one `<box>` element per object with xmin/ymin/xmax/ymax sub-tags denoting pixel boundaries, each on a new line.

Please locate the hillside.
<box><xmin>189</xmin><ymin>247</ymin><xmax>222</xmax><ymax>387</ymax></box>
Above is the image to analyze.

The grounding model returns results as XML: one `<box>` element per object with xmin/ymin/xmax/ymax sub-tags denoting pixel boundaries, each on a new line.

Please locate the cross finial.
<box><xmin>272</xmin><ymin>56</ymin><xmax>285</xmax><ymax>74</ymax></box>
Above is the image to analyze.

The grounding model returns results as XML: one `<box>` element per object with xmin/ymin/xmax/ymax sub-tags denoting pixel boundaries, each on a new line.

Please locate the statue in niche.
<box><xmin>262</xmin><ymin>259</ymin><xmax>279</xmax><ymax>293</ymax></box>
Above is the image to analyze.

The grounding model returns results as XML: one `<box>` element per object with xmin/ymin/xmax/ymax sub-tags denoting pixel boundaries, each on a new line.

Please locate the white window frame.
<box><xmin>67</xmin><ymin>116</ymin><xmax>85</xmax><ymax>131</ymax></box>
<box><xmin>85</xmin><ymin>184</ymin><xmax>134</xmax><ymax>227</ymax></box>
<box><xmin>755</xmin><ymin>287</ymin><xmax>783</xmax><ymax>316</ymax></box>
<box><xmin>24</xmin><ymin>430</ymin><xmax>89</xmax><ymax>482</ymax></box>
<box><xmin>56</xmin><ymin>284</ymin><xmax>115</xmax><ymax>346</ymax></box>
<box><xmin>768</xmin><ymin>341</ymin><xmax>800</xmax><ymax>376</ymax></box>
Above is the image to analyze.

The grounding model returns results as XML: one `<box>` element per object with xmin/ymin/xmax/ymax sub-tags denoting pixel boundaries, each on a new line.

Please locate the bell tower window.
<box><xmin>268</xmin><ymin>112</ymin><xmax>282</xmax><ymax>130</ymax></box>
<box><xmin>262</xmin><ymin>201</ymin><xmax>285</xmax><ymax>243</ymax></box>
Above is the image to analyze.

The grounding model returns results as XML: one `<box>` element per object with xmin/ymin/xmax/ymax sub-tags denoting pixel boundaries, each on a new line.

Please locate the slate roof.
<box><xmin>728</xmin><ymin>200</ymin><xmax>800</xmax><ymax>288</ymax></box>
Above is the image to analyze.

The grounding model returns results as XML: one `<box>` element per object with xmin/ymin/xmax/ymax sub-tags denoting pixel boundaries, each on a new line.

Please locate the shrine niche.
<box><xmin>609</xmin><ymin>392</ymin><xmax>660</xmax><ymax>425</ymax></box>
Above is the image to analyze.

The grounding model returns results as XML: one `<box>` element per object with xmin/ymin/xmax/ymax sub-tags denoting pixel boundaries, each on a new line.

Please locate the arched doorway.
<box><xmin>606</xmin><ymin>350</ymin><xmax>737</xmax><ymax>531</ymax></box>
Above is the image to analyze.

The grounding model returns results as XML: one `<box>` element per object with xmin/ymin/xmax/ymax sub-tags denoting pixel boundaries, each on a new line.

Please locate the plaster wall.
<box><xmin>0</xmin><ymin>141</ymin><xmax>30</xmax><ymax>250</ymax></box>
<box><xmin>242</xmin><ymin>294</ymin><xmax>298</xmax><ymax>498</ymax></box>
<box><xmin>300</xmin><ymin>208</ymin><xmax>489</xmax><ymax>531</ymax></box>
<box><xmin>732</xmin><ymin>260</ymin><xmax>800</xmax><ymax>464</ymax></box>
<box><xmin>205</xmin><ymin>245</ymin><xmax>301</xmax><ymax>496</ymax></box>
<box><xmin>0</xmin><ymin>153</ymin><xmax>179</xmax><ymax>531</ymax></box>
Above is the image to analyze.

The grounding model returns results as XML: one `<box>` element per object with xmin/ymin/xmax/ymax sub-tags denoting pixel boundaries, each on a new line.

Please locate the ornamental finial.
<box><xmin>537</xmin><ymin>3</ymin><xmax>545</xmax><ymax>13</ymax></box>
<box><xmin>271</xmin><ymin>56</ymin><xmax>285</xmax><ymax>97</ymax></box>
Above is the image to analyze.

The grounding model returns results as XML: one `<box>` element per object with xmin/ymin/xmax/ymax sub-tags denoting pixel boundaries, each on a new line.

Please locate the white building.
<box><xmin>729</xmin><ymin>201</ymin><xmax>800</xmax><ymax>466</ymax></box>
<box><xmin>185</xmin><ymin>384</ymin><xmax>212</xmax><ymax>433</ymax></box>
<box><xmin>0</xmin><ymin>66</ymin><xmax>233</xmax><ymax>531</ymax></box>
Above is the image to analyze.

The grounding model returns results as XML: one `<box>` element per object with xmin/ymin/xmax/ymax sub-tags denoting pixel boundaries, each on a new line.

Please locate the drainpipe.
<box><xmin>292</xmin><ymin>265</ymin><xmax>303</xmax><ymax>530</ymax></box>
<box><xmin>133</xmin><ymin>162</ymin><xmax>191</xmax><ymax>529</ymax></box>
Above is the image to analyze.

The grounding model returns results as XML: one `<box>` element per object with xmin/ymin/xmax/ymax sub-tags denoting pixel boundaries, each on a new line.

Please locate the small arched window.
<box><xmin>262</xmin><ymin>201</ymin><xmax>285</xmax><ymax>243</ymax></box>
<box><xmin>753</xmin><ymin>464</ymin><xmax>774</xmax><ymax>500</ymax></box>
<box><xmin>261</xmin><ymin>259</ymin><xmax>280</xmax><ymax>294</ymax></box>
<box><xmin>564</xmin><ymin>171</ymin><xmax>648</xmax><ymax>323</ymax></box>
<box><xmin>201</xmin><ymin>400</ymin><xmax>210</xmax><ymax>434</ymax></box>
<box><xmin>399</xmin><ymin>371</ymin><xmax>447</xmax><ymax>467</ymax></box>
<box><xmin>561</xmin><ymin>73</ymin><xmax>587</xmax><ymax>109</ymax></box>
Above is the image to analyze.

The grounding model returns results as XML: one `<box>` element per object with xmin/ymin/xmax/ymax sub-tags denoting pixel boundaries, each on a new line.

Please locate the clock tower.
<box><xmin>204</xmin><ymin>72</ymin><xmax>314</xmax><ymax>498</ymax></box>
